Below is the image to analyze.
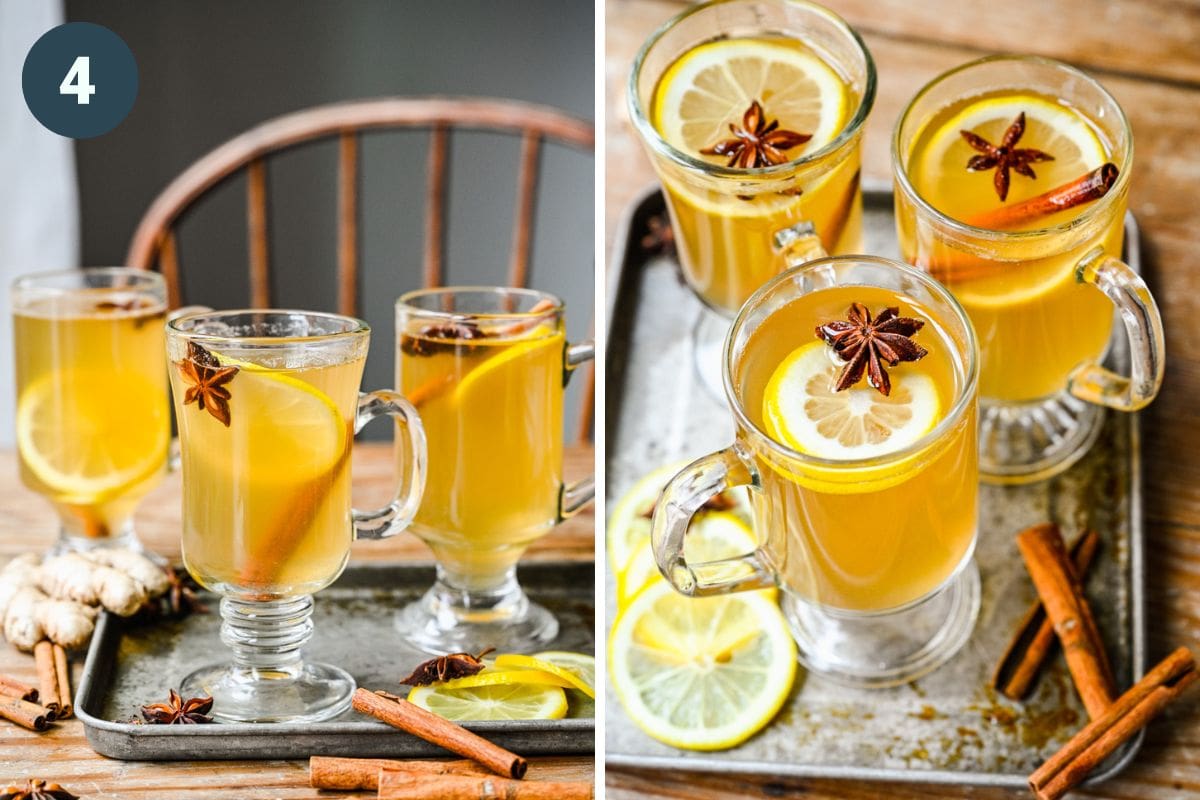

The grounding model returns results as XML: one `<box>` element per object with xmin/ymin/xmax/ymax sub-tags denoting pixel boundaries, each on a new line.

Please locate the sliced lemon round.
<box><xmin>913</xmin><ymin>94</ymin><xmax>1108</xmax><ymax>224</ymax></box>
<box><xmin>763</xmin><ymin>341</ymin><xmax>940</xmax><ymax>460</ymax></box>
<box><xmin>407</xmin><ymin>682</ymin><xmax>568</xmax><ymax>721</ymax></box>
<box><xmin>532</xmin><ymin>651</ymin><xmax>595</xmax><ymax>692</ymax></box>
<box><xmin>432</xmin><ymin>668</ymin><xmax>574</xmax><ymax>691</ymax></box>
<box><xmin>17</xmin><ymin>369</ymin><xmax>169</xmax><ymax>502</ymax></box>
<box><xmin>653</xmin><ymin>38</ymin><xmax>849</xmax><ymax>164</ymax></box>
<box><xmin>493</xmin><ymin>654</ymin><xmax>595</xmax><ymax>698</ymax></box>
<box><xmin>452</xmin><ymin>329</ymin><xmax>562</xmax><ymax>408</ymax></box>
<box><xmin>609</xmin><ymin>580</ymin><xmax>796</xmax><ymax>751</ymax></box>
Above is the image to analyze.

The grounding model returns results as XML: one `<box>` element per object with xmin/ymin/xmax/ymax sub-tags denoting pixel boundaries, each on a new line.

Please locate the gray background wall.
<box><xmin>65</xmin><ymin>0</ymin><xmax>595</xmax><ymax>438</ymax></box>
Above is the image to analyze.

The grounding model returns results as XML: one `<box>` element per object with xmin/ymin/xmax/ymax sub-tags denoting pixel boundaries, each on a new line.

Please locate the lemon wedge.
<box><xmin>407</xmin><ymin>683</ymin><xmax>568</xmax><ymax>721</ymax></box>
<box><xmin>609</xmin><ymin>580</ymin><xmax>796</xmax><ymax>751</ymax></box>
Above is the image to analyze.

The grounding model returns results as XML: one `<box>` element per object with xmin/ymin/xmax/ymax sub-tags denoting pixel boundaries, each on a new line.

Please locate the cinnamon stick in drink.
<box><xmin>378</xmin><ymin>771</ymin><xmax>593</xmax><ymax>800</ymax></box>
<box><xmin>1029</xmin><ymin>647</ymin><xmax>1197</xmax><ymax>800</ymax></box>
<box><xmin>0</xmin><ymin>673</ymin><xmax>38</xmax><ymax>703</ymax></box>
<box><xmin>966</xmin><ymin>163</ymin><xmax>1119</xmax><ymax>231</ymax></box>
<box><xmin>0</xmin><ymin>695</ymin><xmax>50</xmax><ymax>731</ymax></box>
<box><xmin>994</xmin><ymin>530</ymin><xmax>1100</xmax><ymax>699</ymax></box>
<box><xmin>309</xmin><ymin>756</ymin><xmax>486</xmax><ymax>790</ymax></box>
<box><xmin>351</xmin><ymin>688</ymin><xmax>528</xmax><ymax>779</ymax></box>
<box><xmin>1017</xmin><ymin>524</ymin><xmax>1115</xmax><ymax>719</ymax></box>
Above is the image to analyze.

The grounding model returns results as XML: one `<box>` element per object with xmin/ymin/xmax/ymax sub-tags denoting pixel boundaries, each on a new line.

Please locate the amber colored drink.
<box><xmin>734</xmin><ymin>285</ymin><xmax>977</xmax><ymax>611</ymax></box>
<box><xmin>398</xmin><ymin>322</ymin><xmax>565</xmax><ymax>586</ymax></box>
<box><xmin>14</xmin><ymin>290</ymin><xmax>169</xmax><ymax>539</ymax></box>
<box><xmin>897</xmin><ymin>90</ymin><xmax>1124</xmax><ymax>402</ymax></box>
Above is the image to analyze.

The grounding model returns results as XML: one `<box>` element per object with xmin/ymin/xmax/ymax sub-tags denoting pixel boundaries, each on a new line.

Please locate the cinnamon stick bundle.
<box><xmin>1016</xmin><ymin>523</ymin><xmax>1115</xmax><ymax>719</ymax></box>
<box><xmin>378</xmin><ymin>770</ymin><xmax>593</xmax><ymax>800</ymax></box>
<box><xmin>1029</xmin><ymin>647</ymin><xmax>1198</xmax><ymax>800</ymax></box>
<box><xmin>34</xmin><ymin>641</ymin><xmax>72</xmax><ymax>719</ymax></box>
<box><xmin>0</xmin><ymin>695</ymin><xmax>51</xmax><ymax>731</ymax></box>
<box><xmin>994</xmin><ymin>530</ymin><xmax>1100</xmax><ymax>700</ymax></box>
<box><xmin>309</xmin><ymin>756</ymin><xmax>486</xmax><ymax>790</ymax></box>
<box><xmin>0</xmin><ymin>673</ymin><xmax>38</xmax><ymax>703</ymax></box>
<box><xmin>351</xmin><ymin>689</ymin><xmax>528</xmax><ymax>779</ymax></box>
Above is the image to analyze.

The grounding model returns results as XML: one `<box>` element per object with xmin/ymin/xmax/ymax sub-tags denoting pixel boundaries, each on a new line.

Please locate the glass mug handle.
<box><xmin>166</xmin><ymin>305</ymin><xmax>214</xmax><ymax>472</ymax></box>
<box><xmin>559</xmin><ymin>340</ymin><xmax>596</xmax><ymax>519</ymax></box>
<box><xmin>1068</xmin><ymin>247</ymin><xmax>1166</xmax><ymax>412</ymax></box>
<box><xmin>774</xmin><ymin>220</ymin><xmax>829</xmax><ymax>267</ymax></box>
<box><xmin>352</xmin><ymin>390</ymin><xmax>427</xmax><ymax>539</ymax></box>
<box><xmin>651</xmin><ymin>444</ymin><xmax>775</xmax><ymax>597</ymax></box>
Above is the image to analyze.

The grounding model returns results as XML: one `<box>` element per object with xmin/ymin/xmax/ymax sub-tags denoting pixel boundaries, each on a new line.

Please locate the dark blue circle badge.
<box><xmin>22</xmin><ymin>22</ymin><xmax>137</xmax><ymax>139</ymax></box>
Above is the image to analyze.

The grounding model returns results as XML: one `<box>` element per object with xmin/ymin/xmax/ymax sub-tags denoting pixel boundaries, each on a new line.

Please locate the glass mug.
<box><xmin>628</xmin><ymin>0</ymin><xmax>876</xmax><ymax>396</ymax></box>
<box><xmin>167</xmin><ymin>310</ymin><xmax>426</xmax><ymax>722</ymax></box>
<box><xmin>12</xmin><ymin>268</ymin><xmax>170</xmax><ymax>555</ymax></box>
<box><xmin>893</xmin><ymin>56</ymin><xmax>1165</xmax><ymax>483</ymax></box>
<box><xmin>652</xmin><ymin>256</ymin><xmax>981</xmax><ymax>687</ymax></box>
<box><xmin>395</xmin><ymin>287</ymin><xmax>594</xmax><ymax>653</ymax></box>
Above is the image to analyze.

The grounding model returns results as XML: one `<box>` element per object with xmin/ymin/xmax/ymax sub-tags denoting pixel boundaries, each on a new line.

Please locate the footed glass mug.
<box><xmin>12</xmin><ymin>268</ymin><xmax>170</xmax><ymax>555</ymax></box>
<box><xmin>653</xmin><ymin>256</ymin><xmax>981</xmax><ymax>687</ymax></box>
<box><xmin>167</xmin><ymin>310</ymin><xmax>426</xmax><ymax>722</ymax></box>
<box><xmin>395</xmin><ymin>287</ymin><xmax>594</xmax><ymax>653</ymax></box>
<box><xmin>893</xmin><ymin>56</ymin><xmax>1164</xmax><ymax>483</ymax></box>
<box><xmin>628</xmin><ymin>0</ymin><xmax>876</xmax><ymax>397</ymax></box>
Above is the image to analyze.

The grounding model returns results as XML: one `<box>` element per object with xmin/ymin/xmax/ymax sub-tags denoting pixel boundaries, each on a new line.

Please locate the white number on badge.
<box><xmin>59</xmin><ymin>56</ymin><xmax>96</xmax><ymax>105</ymax></box>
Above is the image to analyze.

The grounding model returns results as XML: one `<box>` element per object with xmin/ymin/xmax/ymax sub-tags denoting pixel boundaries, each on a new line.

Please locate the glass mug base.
<box><xmin>48</xmin><ymin>522</ymin><xmax>165</xmax><ymax>565</ymax></box>
<box><xmin>782</xmin><ymin>559</ymin><xmax>981</xmax><ymax>689</ymax></box>
<box><xmin>691</xmin><ymin>307</ymin><xmax>730</xmax><ymax>405</ymax></box>
<box><xmin>395</xmin><ymin>568</ymin><xmax>558</xmax><ymax>655</ymax></box>
<box><xmin>180</xmin><ymin>661</ymin><xmax>355</xmax><ymax>724</ymax></box>
<box><xmin>978</xmin><ymin>393</ymin><xmax>1105</xmax><ymax>485</ymax></box>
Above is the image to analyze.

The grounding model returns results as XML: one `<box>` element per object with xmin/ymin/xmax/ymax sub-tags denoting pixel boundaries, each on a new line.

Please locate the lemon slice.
<box><xmin>913</xmin><ymin>94</ymin><xmax>1108</xmax><ymax>223</ymax></box>
<box><xmin>610</xmin><ymin>580</ymin><xmax>796</xmax><ymax>751</ymax></box>
<box><xmin>763</xmin><ymin>341</ymin><xmax>939</xmax><ymax>460</ymax></box>
<box><xmin>18</xmin><ymin>369</ymin><xmax>169</xmax><ymax>502</ymax></box>
<box><xmin>433</xmin><ymin>668</ymin><xmax>575</xmax><ymax>691</ymax></box>
<box><xmin>407</xmin><ymin>683</ymin><xmax>568</xmax><ymax>721</ymax></box>
<box><xmin>452</xmin><ymin>329</ymin><xmax>562</xmax><ymax>407</ymax></box>
<box><xmin>532</xmin><ymin>651</ymin><xmax>595</xmax><ymax>692</ymax></box>
<box><xmin>493</xmin><ymin>654</ymin><xmax>595</xmax><ymax>698</ymax></box>
<box><xmin>653</xmin><ymin>38</ymin><xmax>849</xmax><ymax>164</ymax></box>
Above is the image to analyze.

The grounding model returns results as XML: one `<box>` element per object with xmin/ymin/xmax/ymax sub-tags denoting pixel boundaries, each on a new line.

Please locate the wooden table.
<box><xmin>0</xmin><ymin>443</ymin><xmax>595</xmax><ymax>798</ymax></box>
<box><xmin>605</xmin><ymin>1</ymin><xmax>1200</xmax><ymax>797</ymax></box>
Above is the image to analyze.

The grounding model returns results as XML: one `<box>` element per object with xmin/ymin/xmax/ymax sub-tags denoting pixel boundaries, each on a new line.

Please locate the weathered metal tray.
<box><xmin>76</xmin><ymin>561</ymin><xmax>595</xmax><ymax>760</ymax></box>
<box><xmin>604</xmin><ymin>184</ymin><xmax>1144</xmax><ymax>786</ymax></box>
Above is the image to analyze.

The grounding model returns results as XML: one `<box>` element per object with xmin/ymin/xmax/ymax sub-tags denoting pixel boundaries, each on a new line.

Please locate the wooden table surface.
<box><xmin>0</xmin><ymin>443</ymin><xmax>595</xmax><ymax>799</ymax></box>
<box><xmin>605</xmin><ymin>1</ymin><xmax>1200</xmax><ymax>798</ymax></box>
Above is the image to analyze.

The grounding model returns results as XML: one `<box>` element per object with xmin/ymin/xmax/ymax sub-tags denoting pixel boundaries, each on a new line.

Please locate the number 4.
<box><xmin>60</xmin><ymin>56</ymin><xmax>96</xmax><ymax>105</ymax></box>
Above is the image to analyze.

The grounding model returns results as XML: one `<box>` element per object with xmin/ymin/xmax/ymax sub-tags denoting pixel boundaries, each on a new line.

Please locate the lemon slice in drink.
<box><xmin>609</xmin><ymin>580</ymin><xmax>796</xmax><ymax>751</ymax></box>
<box><xmin>407</xmin><ymin>683</ymin><xmax>568</xmax><ymax>721</ymax></box>
<box><xmin>653</xmin><ymin>38</ymin><xmax>849</xmax><ymax>165</ymax></box>
<box><xmin>763</xmin><ymin>341</ymin><xmax>939</xmax><ymax>461</ymax></box>
<box><xmin>494</xmin><ymin>654</ymin><xmax>596</xmax><ymax>698</ymax></box>
<box><xmin>17</xmin><ymin>369</ymin><xmax>169</xmax><ymax>502</ymax></box>
<box><xmin>451</xmin><ymin>330</ymin><xmax>561</xmax><ymax>407</ymax></box>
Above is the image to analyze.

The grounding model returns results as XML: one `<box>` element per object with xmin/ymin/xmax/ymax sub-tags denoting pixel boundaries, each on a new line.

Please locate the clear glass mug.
<box><xmin>652</xmin><ymin>256</ymin><xmax>981</xmax><ymax>687</ymax></box>
<box><xmin>12</xmin><ymin>268</ymin><xmax>170</xmax><ymax>555</ymax></box>
<box><xmin>893</xmin><ymin>56</ymin><xmax>1165</xmax><ymax>483</ymax></box>
<box><xmin>167</xmin><ymin>310</ymin><xmax>426</xmax><ymax>723</ymax></box>
<box><xmin>394</xmin><ymin>287</ymin><xmax>594</xmax><ymax>653</ymax></box>
<box><xmin>628</xmin><ymin>0</ymin><xmax>876</xmax><ymax>396</ymax></box>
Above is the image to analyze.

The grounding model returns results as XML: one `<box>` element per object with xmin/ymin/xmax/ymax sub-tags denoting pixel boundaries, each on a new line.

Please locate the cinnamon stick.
<box><xmin>33</xmin><ymin>642</ymin><xmax>60</xmax><ymax>721</ymax></box>
<box><xmin>309</xmin><ymin>756</ymin><xmax>486</xmax><ymax>790</ymax></box>
<box><xmin>1017</xmin><ymin>523</ymin><xmax>1115</xmax><ymax>719</ymax></box>
<box><xmin>351</xmin><ymin>689</ymin><xmax>528</xmax><ymax>779</ymax></box>
<box><xmin>0</xmin><ymin>673</ymin><xmax>38</xmax><ymax>703</ymax></box>
<box><xmin>966</xmin><ymin>163</ymin><xmax>1119</xmax><ymax>231</ymax></box>
<box><xmin>1029</xmin><ymin>647</ymin><xmax>1198</xmax><ymax>800</ymax></box>
<box><xmin>0</xmin><ymin>695</ymin><xmax>50</xmax><ymax>731</ymax></box>
<box><xmin>994</xmin><ymin>530</ymin><xmax>1100</xmax><ymax>699</ymax></box>
<box><xmin>378</xmin><ymin>770</ymin><xmax>593</xmax><ymax>800</ymax></box>
<box><xmin>53</xmin><ymin>644</ymin><xmax>72</xmax><ymax>719</ymax></box>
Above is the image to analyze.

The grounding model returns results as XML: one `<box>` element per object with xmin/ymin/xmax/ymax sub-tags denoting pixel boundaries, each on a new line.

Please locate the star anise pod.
<box><xmin>400</xmin><ymin>321</ymin><xmax>488</xmax><ymax>357</ymax></box>
<box><xmin>161</xmin><ymin>565</ymin><xmax>208</xmax><ymax>617</ymax></box>
<box><xmin>815</xmin><ymin>303</ymin><xmax>928</xmax><ymax>396</ymax></box>
<box><xmin>0</xmin><ymin>781</ymin><xmax>78</xmax><ymax>800</ymax></box>
<box><xmin>701</xmin><ymin>100</ymin><xmax>812</xmax><ymax>169</ymax></box>
<box><xmin>961</xmin><ymin>112</ymin><xmax>1055</xmax><ymax>201</ymax></box>
<box><xmin>140</xmin><ymin>689</ymin><xmax>215</xmax><ymax>724</ymax></box>
<box><xmin>177</xmin><ymin>341</ymin><xmax>237</xmax><ymax>427</ymax></box>
<box><xmin>640</xmin><ymin>212</ymin><xmax>676</xmax><ymax>258</ymax></box>
<box><xmin>399</xmin><ymin>647</ymin><xmax>495</xmax><ymax>686</ymax></box>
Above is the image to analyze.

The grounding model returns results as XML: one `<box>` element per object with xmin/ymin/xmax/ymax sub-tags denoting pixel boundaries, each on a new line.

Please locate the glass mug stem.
<box><xmin>353</xmin><ymin>390</ymin><xmax>427</xmax><ymax>539</ymax></box>
<box><xmin>1068</xmin><ymin>247</ymin><xmax>1166</xmax><ymax>412</ymax></box>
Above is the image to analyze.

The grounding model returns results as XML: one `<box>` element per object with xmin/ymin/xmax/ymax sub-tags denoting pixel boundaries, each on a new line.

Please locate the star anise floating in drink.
<box><xmin>178</xmin><ymin>341</ymin><xmax>237</xmax><ymax>426</ymax></box>
<box><xmin>400</xmin><ymin>321</ymin><xmax>487</xmax><ymax>357</ymax></box>
<box><xmin>816</xmin><ymin>303</ymin><xmax>928</xmax><ymax>396</ymax></box>
<box><xmin>400</xmin><ymin>647</ymin><xmax>496</xmax><ymax>686</ymax></box>
<box><xmin>702</xmin><ymin>100</ymin><xmax>812</xmax><ymax>168</ymax></box>
<box><xmin>0</xmin><ymin>781</ymin><xmax>78</xmax><ymax>800</ymax></box>
<box><xmin>140</xmin><ymin>689</ymin><xmax>215</xmax><ymax>724</ymax></box>
<box><xmin>960</xmin><ymin>111</ymin><xmax>1055</xmax><ymax>201</ymax></box>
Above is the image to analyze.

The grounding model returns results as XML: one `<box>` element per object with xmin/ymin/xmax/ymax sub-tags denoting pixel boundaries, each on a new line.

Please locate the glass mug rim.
<box><xmin>168</xmin><ymin>308</ymin><xmax>370</xmax><ymax>346</ymax></box>
<box><xmin>722</xmin><ymin>254</ymin><xmax>980</xmax><ymax>469</ymax></box>
<box><xmin>396</xmin><ymin>285</ymin><xmax>564</xmax><ymax>320</ymax></box>
<box><xmin>627</xmin><ymin>0</ymin><xmax>877</xmax><ymax>180</ymax></box>
<box><xmin>891</xmin><ymin>53</ymin><xmax>1134</xmax><ymax>243</ymax></box>
<box><xmin>11</xmin><ymin>266</ymin><xmax>164</xmax><ymax>293</ymax></box>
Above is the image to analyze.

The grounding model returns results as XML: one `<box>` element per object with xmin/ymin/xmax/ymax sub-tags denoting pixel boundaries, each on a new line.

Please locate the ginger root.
<box><xmin>76</xmin><ymin>549</ymin><xmax>170</xmax><ymax>598</ymax></box>
<box><xmin>0</xmin><ymin>587</ymin><xmax>96</xmax><ymax>651</ymax></box>
<box><xmin>38</xmin><ymin>553</ymin><xmax>148</xmax><ymax>616</ymax></box>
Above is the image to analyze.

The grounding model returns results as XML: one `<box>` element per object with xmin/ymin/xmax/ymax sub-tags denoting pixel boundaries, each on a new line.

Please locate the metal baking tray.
<box><xmin>604</xmin><ymin>184</ymin><xmax>1144</xmax><ymax>787</ymax></box>
<box><xmin>75</xmin><ymin>561</ymin><xmax>595</xmax><ymax>760</ymax></box>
